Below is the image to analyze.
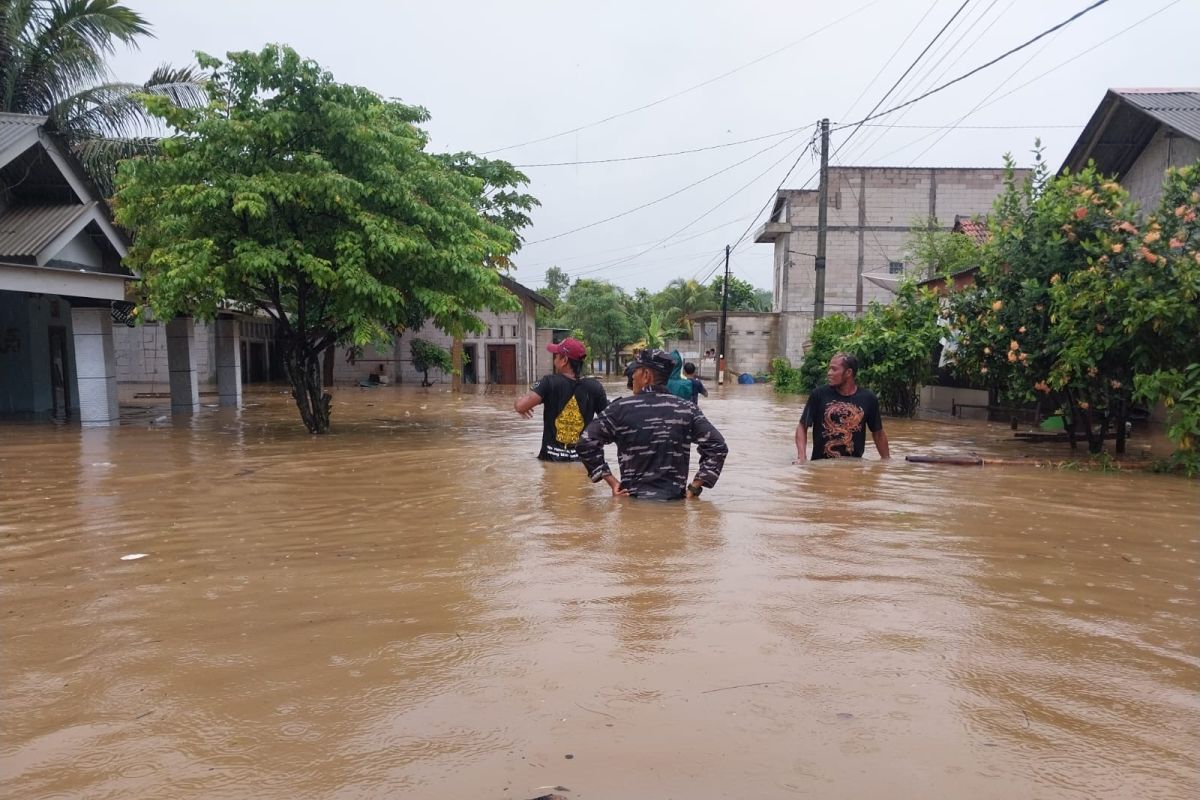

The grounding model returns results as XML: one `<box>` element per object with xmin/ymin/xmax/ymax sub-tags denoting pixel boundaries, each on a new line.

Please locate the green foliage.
<box><xmin>709</xmin><ymin>275</ymin><xmax>771</xmax><ymax>311</ymax></box>
<box><xmin>845</xmin><ymin>282</ymin><xmax>942</xmax><ymax>416</ymax></box>
<box><xmin>556</xmin><ymin>279</ymin><xmax>637</xmax><ymax>373</ymax></box>
<box><xmin>946</xmin><ymin>147</ymin><xmax>1200</xmax><ymax>459</ymax></box>
<box><xmin>769</xmin><ymin>357</ymin><xmax>804</xmax><ymax>394</ymax></box>
<box><xmin>904</xmin><ymin>216</ymin><xmax>984</xmax><ymax>279</ymax></box>
<box><xmin>1135</xmin><ymin>364</ymin><xmax>1200</xmax><ymax>476</ymax></box>
<box><xmin>410</xmin><ymin>338</ymin><xmax>453</xmax><ymax>386</ymax></box>
<box><xmin>796</xmin><ymin>314</ymin><xmax>856</xmax><ymax>395</ymax></box>
<box><xmin>653</xmin><ymin>278</ymin><xmax>716</xmax><ymax>336</ymax></box>
<box><xmin>114</xmin><ymin>45</ymin><xmax>533</xmax><ymax>431</ymax></box>
<box><xmin>0</xmin><ymin>1</ymin><xmax>208</xmax><ymax>194</ymax></box>
<box><xmin>637</xmin><ymin>310</ymin><xmax>683</xmax><ymax>350</ymax></box>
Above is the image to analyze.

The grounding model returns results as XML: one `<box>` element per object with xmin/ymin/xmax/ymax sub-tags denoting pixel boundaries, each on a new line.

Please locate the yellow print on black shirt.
<box><xmin>555</xmin><ymin>394</ymin><xmax>585</xmax><ymax>446</ymax></box>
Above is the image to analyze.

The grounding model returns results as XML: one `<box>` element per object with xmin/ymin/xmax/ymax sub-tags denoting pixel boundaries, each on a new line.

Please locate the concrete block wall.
<box><xmin>113</xmin><ymin>319</ymin><xmax>214</xmax><ymax>386</ymax></box>
<box><xmin>1123</xmin><ymin>127</ymin><xmax>1200</xmax><ymax>215</ymax></box>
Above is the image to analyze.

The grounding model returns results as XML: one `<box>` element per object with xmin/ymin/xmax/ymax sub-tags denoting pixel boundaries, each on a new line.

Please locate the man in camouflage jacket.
<box><xmin>577</xmin><ymin>349</ymin><xmax>728</xmax><ymax>500</ymax></box>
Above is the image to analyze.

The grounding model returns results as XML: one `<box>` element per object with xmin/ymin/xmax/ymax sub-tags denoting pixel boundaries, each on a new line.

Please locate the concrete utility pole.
<box><xmin>814</xmin><ymin>117</ymin><xmax>830</xmax><ymax>320</ymax></box>
<box><xmin>717</xmin><ymin>244</ymin><xmax>730</xmax><ymax>385</ymax></box>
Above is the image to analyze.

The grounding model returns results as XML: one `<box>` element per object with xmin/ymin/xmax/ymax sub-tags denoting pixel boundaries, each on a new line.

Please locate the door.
<box><xmin>487</xmin><ymin>344</ymin><xmax>517</xmax><ymax>384</ymax></box>
<box><xmin>48</xmin><ymin>326</ymin><xmax>70</xmax><ymax>421</ymax></box>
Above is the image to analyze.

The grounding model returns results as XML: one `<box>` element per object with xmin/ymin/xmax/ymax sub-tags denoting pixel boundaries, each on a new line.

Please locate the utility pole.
<box><xmin>814</xmin><ymin>117</ymin><xmax>830</xmax><ymax>320</ymax></box>
<box><xmin>717</xmin><ymin>244</ymin><xmax>730</xmax><ymax>386</ymax></box>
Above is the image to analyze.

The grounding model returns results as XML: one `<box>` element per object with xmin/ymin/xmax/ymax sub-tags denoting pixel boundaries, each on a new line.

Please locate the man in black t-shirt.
<box><xmin>515</xmin><ymin>338</ymin><xmax>608</xmax><ymax>461</ymax></box>
<box><xmin>794</xmin><ymin>352</ymin><xmax>890</xmax><ymax>462</ymax></box>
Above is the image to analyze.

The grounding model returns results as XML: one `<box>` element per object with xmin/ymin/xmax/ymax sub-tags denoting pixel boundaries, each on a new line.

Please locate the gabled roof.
<box><xmin>952</xmin><ymin>215</ymin><xmax>989</xmax><ymax>244</ymax></box>
<box><xmin>1062</xmin><ymin>89</ymin><xmax>1200</xmax><ymax>177</ymax></box>
<box><xmin>500</xmin><ymin>274</ymin><xmax>554</xmax><ymax>310</ymax></box>
<box><xmin>0</xmin><ymin>203</ymin><xmax>95</xmax><ymax>259</ymax></box>
<box><xmin>0</xmin><ymin>113</ymin><xmax>45</xmax><ymax>161</ymax></box>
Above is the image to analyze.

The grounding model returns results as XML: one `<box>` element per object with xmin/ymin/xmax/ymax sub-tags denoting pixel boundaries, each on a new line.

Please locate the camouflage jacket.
<box><xmin>577</xmin><ymin>385</ymin><xmax>728</xmax><ymax>500</ymax></box>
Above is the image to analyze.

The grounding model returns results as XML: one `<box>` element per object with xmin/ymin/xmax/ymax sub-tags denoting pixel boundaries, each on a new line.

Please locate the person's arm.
<box><xmin>515</xmin><ymin>377</ymin><xmax>548</xmax><ymax>418</ymax></box>
<box><xmin>691</xmin><ymin>412</ymin><xmax>728</xmax><ymax>491</ymax></box>
<box><xmin>872</xmin><ymin>427</ymin><xmax>891</xmax><ymax>460</ymax></box>
<box><xmin>514</xmin><ymin>391</ymin><xmax>542</xmax><ymax>419</ymax></box>
<box><xmin>794</xmin><ymin>422</ymin><xmax>808</xmax><ymax>464</ymax></box>
<box><xmin>696</xmin><ymin>379</ymin><xmax>708</xmax><ymax>397</ymax></box>
<box><xmin>578</xmin><ymin>409</ymin><xmax>627</xmax><ymax>496</ymax></box>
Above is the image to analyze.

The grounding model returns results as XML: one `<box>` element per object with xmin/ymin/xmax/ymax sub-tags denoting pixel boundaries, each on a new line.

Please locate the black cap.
<box><xmin>633</xmin><ymin>348</ymin><xmax>676</xmax><ymax>377</ymax></box>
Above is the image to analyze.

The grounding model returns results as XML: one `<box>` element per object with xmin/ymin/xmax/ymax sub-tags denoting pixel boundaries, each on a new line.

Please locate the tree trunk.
<box><xmin>283</xmin><ymin>340</ymin><xmax>332</xmax><ymax>434</ymax></box>
<box><xmin>450</xmin><ymin>334</ymin><xmax>463</xmax><ymax>392</ymax></box>
<box><xmin>1115</xmin><ymin>395</ymin><xmax>1127</xmax><ymax>455</ymax></box>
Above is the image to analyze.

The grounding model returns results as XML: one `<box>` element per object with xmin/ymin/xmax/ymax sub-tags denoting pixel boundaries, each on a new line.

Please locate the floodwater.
<box><xmin>1</xmin><ymin>384</ymin><xmax>1197</xmax><ymax>800</ymax></box>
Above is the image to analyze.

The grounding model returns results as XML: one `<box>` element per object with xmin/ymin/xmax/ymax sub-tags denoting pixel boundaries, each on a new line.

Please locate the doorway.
<box><xmin>462</xmin><ymin>343</ymin><xmax>478</xmax><ymax>384</ymax></box>
<box><xmin>487</xmin><ymin>344</ymin><xmax>516</xmax><ymax>384</ymax></box>
<box><xmin>48</xmin><ymin>326</ymin><xmax>70</xmax><ymax>421</ymax></box>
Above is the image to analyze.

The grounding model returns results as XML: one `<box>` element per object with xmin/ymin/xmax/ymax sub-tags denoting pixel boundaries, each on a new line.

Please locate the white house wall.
<box><xmin>1121</xmin><ymin>126</ymin><xmax>1200</xmax><ymax>215</ymax></box>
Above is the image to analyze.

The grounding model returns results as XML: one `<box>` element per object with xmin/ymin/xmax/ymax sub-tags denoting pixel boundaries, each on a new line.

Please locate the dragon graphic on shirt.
<box><xmin>822</xmin><ymin>400</ymin><xmax>866</xmax><ymax>458</ymax></box>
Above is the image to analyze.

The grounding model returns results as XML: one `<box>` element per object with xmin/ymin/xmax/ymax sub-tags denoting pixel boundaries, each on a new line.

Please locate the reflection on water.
<box><xmin>1</xmin><ymin>384</ymin><xmax>1197</xmax><ymax>799</ymax></box>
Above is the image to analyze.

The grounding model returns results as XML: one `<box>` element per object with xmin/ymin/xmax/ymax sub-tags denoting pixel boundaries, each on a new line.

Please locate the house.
<box><xmin>332</xmin><ymin>275</ymin><xmax>553</xmax><ymax>386</ymax></box>
<box><xmin>754</xmin><ymin>166</ymin><xmax>1023</xmax><ymax>364</ymax></box>
<box><xmin>0</xmin><ymin>113</ymin><xmax>134</xmax><ymax>424</ymax></box>
<box><xmin>1063</xmin><ymin>88</ymin><xmax>1200</xmax><ymax>212</ymax></box>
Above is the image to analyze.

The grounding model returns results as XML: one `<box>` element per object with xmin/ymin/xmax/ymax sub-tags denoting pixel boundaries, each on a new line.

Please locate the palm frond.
<box><xmin>143</xmin><ymin>62</ymin><xmax>209</xmax><ymax>109</ymax></box>
<box><xmin>72</xmin><ymin>133</ymin><xmax>160</xmax><ymax>196</ymax></box>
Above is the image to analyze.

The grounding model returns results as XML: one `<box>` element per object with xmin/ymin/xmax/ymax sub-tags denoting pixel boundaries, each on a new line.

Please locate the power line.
<box><xmin>479</xmin><ymin>0</ymin><xmax>885</xmax><ymax>155</ymax></box>
<box><xmin>832</xmin><ymin>0</ymin><xmax>1113</xmax><ymax>133</ymax></box>
<box><xmin>525</xmin><ymin>128</ymin><xmax>808</xmax><ymax>245</ymax></box>
<box><xmin>511</xmin><ymin>127</ymin><xmax>804</xmax><ymax>167</ymax></box>
<box><xmin>837</xmin><ymin>0</ymin><xmax>941</xmax><ymax>122</ymax></box>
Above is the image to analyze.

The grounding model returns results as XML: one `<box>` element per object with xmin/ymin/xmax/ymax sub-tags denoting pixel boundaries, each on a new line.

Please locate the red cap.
<box><xmin>546</xmin><ymin>337</ymin><xmax>586</xmax><ymax>359</ymax></box>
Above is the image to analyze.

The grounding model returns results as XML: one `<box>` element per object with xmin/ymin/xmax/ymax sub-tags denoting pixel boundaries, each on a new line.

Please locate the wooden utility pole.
<box><xmin>717</xmin><ymin>244</ymin><xmax>730</xmax><ymax>385</ymax></box>
<box><xmin>814</xmin><ymin>117</ymin><xmax>830</xmax><ymax>320</ymax></box>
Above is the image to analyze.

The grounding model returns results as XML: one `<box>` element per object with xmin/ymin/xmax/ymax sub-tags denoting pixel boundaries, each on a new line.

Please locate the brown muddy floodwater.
<box><xmin>1</xmin><ymin>383</ymin><xmax>1197</xmax><ymax>800</ymax></box>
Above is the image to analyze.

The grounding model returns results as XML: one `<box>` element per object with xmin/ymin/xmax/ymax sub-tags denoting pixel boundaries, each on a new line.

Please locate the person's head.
<box><xmin>683</xmin><ymin>362</ymin><xmax>696</xmax><ymax>376</ymax></box>
<box><xmin>546</xmin><ymin>338</ymin><xmax>586</xmax><ymax>377</ymax></box>
<box><xmin>630</xmin><ymin>348</ymin><xmax>675</xmax><ymax>393</ymax></box>
<box><xmin>827</xmin><ymin>352</ymin><xmax>859</xmax><ymax>390</ymax></box>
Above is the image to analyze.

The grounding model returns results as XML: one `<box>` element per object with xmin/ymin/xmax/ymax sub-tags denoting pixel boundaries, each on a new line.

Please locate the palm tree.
<box><xmin>0</xmin><ymin>0</ymin><xmax>208</xmax><ymax>194</ymax></box>
<box><xmin>654</xmin><ymin>278</ymin><xmax>716</xmax><ymax>337</ymax></box>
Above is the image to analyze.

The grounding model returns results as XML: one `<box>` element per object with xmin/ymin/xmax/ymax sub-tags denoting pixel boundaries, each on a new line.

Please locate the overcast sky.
<box><xmin>110</xmin><ymin>0</ymin><xmax>1200</xmax><ymax>294</ymax></box>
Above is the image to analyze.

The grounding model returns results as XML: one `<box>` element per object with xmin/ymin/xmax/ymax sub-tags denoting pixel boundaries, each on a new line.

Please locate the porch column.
<box><xmin>214</xmin><ymin>316</ymin><xmax>242</xmax><ymax>407</ymax></box>
<box><xmin>71</xmin><ymin>307</ymin><xmax>120</xmax><ymax>427</ymax></box>
<box><xmin>165</xmin><ymin>316</ymin><xmax>199</xmax><ymax>413</ymax></box>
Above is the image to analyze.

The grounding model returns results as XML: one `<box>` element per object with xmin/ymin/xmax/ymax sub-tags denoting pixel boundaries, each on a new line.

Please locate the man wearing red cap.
<box><xmin>515</xmin><ymin>337</ymin><xmax>609</xmax><ymax>461</ymax></box>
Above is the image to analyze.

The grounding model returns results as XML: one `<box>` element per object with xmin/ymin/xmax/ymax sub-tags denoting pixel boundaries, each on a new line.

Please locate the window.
<box><xmin>487</xmin><ymin>326</ymin><xmax>492</xmax><ymax>338</ymax></box>
<box><xmin>511</xmin><ymin>325</ymin><xmax>518</xmax><ymax>338</ymax></box>
<box><xmin>889</xmin><ymin>261</ymin><xmax>905</xmax><ymax>274</ymax></box>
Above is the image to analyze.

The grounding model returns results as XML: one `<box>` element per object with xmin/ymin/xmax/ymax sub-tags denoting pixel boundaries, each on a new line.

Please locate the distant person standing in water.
<box><xmin>515</xmin><ymin>338</ymin><xmax>608</xmax><ymax>461</ymax></box>
<box><xmin>793</xmin><ymin>352</ymin><xmax>890</xmax><ymax>463</ymax></box>
<box><xmin>683</xmin><ymin>361</ymin><xmax>707</xmax><ymax>405</ymax></box>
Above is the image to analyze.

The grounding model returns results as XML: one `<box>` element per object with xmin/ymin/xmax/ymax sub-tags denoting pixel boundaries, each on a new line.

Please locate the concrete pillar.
<box><xmin>214</xmin><ymin>316</ymin><xmax>242</xmax><ymax>407</ymax></box>
<box><xmin>165</xmin><ymin>317</ymin><xmax>199</xmax><ymax>414</ymax></box>
<box><xmin>70</xmin><ymin>307</ymin><xmax>120</xmax><ymax>427</ymax></box>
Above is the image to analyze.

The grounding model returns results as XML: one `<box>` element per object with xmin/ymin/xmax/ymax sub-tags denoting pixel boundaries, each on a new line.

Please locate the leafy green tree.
<box><xmin>653</xmin><ymin>278</ymin><xmax>716</xmax><ymax>336</ymax></box>
<box><xmin>558</xmin><ymin>279</ymin><xmax>637</xmax><ymax>374</ymax></box>
<box><xmin>534</xmin><ymin>266</ymin><xmax>570</xmax><ymax>327</ymax></box>
<box><xmin>844</xmin><ymin>282</ymin><xmax>942</xmax><ymax>417</ymax></box>
<box><xmin>795</xmin><ymin>314</ymin><xmax>856</xmax><ymax>394</ymax></box>
<box><xmin>410</xmin><ymin>338</ymin><xmax>452</xmax><ymax>387</ymax></box>
<box><xmin>0</xmin><ymin>0</ymin><xmax>208</xmax><ymax>194</ymax></box>
<box><xmin>635</xmin><ymin>311</ymin><xmax>684</xmax><ymax>350</ymax></box>
<box><xmin>114</xmin><ymin>46</ymin><xmax>533</xmax><ymax>433</ymax></box>
<box><xmin>905</xmin><ymin>216</ymin><xmax>984</xmax><ymax>279</ymax></box>
<box><xmin>708</xmin><ymin>275</ymin><xmax>771</xmax><ymax>311</ymax></box>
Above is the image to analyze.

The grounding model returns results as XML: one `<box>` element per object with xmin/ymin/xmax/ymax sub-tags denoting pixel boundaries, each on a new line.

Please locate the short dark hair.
<box><xmin>567</xmin><ymin>356</ymin><xmax>585</xmax><ymax>377</ymax></box>
<box><xmin>832</xmin><ymin>352</ymin><xmax>859</xmax><ymax>377</ymax></box>
<box><xmin>683</xmin><ymin>362</ymin><xmax>696</xmax><ymax>375</ymax></box>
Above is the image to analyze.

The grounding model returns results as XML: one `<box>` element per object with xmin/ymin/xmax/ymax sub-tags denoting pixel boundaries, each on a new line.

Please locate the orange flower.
<box><xmin>983</xmin><ymin>347</ymin><xmax>991</xmax><ymax>355</ymax></box>
<box><xmin>1139</xmin><ymin>247</ymin><xmax>1158</xmax><ymax>264</ymax></box>
<box><xmin>1009</xmin><ymin>340</ymin><xmax>1020</xmax><ymax>351</ymax></box>
<box><xmin>1111</xmin><ymin>243</ymin><xmax>1123</xmax><ymax>254</ymax></box>
<box><xmin>1018</xmin><ymin>352</ymin><xmax>1028</xmax><ymax>362</ymax></box>
<box><xmin>1170</xmin><ymin>238</ymin><xmax>1185</xmax><ymax>249</ymax></box>
<box><xmin>1034</xmin><ymin>381</ymin><xmax>1051</xmax><ymax>393</ymax></box>
<box><xmin>1144</xmin><ymin>230</ymin><xmax>1161</xmax><ymax>244</ymax></box>
<box><xmin>1074</xmin><ymin>207</ymin><xmax>1088</xmax><ymax>219</ymax></box>
<box><xmin>1079</xmin><ymin>401</ymin><xmax>1090</xmax><ymax>410</ymax></box>
<box><xmin>992</xmin><ymin>300</ymin><xmax>1003</xmax><ymax>311</ymax></box>
<box><xmin>1110</xmin><ymin>379</ymin><xmax>1122</xmax><ymax>390</ymax></box>
<box><xmin>1176</xmin><ymin>205</ymin><xmax>1189</xmax><ymax>218</ymax></box>
<box><xmin>1117</xmin><ymin>221</ymin><xmax>1139</xmax><ymax>234</ymax></box>
<box><xmin>980</xmin><ymin>367</ymin><xmax>988</xmax><ymax>374</ymax></box>
<box><xmin>1018</xmin><ymin>326</ymin><xmax>1027</xmax><ymax>333</ymax></box>
<box><xmin>1095</xmin><ymin>323</ymin><xmax>1105</xmax><ymax>333</ymax></box>
<box><xmin>1007</xmin><ymin>351</ymin><xmax>1017</xmax><ymax>363</ymax></box>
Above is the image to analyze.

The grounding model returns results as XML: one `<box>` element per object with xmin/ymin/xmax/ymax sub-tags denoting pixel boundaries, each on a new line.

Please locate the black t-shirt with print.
<box><xmin>531</xmin><ymin>373</ymin><xmax>609</xmax><ymax>461</ymax></box>
<box><xmin>799</xmin><ymin>385</ymin><xmax>883</xmax><ymax>459</ymax></box>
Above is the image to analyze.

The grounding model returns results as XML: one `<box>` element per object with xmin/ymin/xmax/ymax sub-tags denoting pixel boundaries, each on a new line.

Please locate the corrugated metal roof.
<box><xmin>0</xmin><ymin>112</ymin><xmax>46</xmax><ymax>161</ymax></box>
<box><xmin>0</xmin><ymin>203</ymin><xmax>94</xmax><ymax>258</ymax></box>
<box><xmin>1117</xmin><ymin>90</ymin><xmax>1200</xmax><ymax>141</ymax></box>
